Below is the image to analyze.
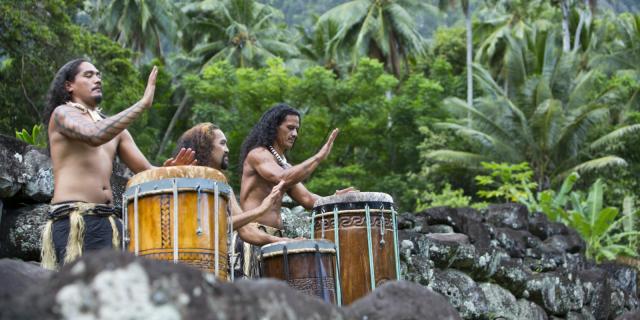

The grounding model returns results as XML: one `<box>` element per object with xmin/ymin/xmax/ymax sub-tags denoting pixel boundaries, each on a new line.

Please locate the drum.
<box><xmin>311</xmin><ymin>192</ymin><xmax>400</xmax><ymax>305</ymax></box>
<box><xmin>122</xmin><ymin>166</ymin><xmax>231</xmax><ymax>279</ymax></box>
<box><xmin>260</xmin><ymin>240</ymin><xmax>338</xmax><ymax>304</ymax></box>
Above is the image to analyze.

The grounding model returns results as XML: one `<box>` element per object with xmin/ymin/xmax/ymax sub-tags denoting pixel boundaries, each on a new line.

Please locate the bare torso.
<box><xmin>49</xmin><ymin>112</ymin><xmax>121</xmax><ymax>205</ymax></box>
<box><xmin>240</xmin><ymin>148</ymin><xmax>283</xmax><ymax>229</ymax></box>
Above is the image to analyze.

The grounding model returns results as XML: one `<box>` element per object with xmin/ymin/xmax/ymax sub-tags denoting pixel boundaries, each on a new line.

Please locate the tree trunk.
<box><xmin>561</xmin><ymin>0</ymin><xmax>571</xmax><ymax>52</ymax></box>
<box><xmin>464</xmin><ymin>0</ymin><xmax>473</xmax><ymax>126</ymax></box>
<box><xmin>573</xmin><ymin>0</ymin><xmax>591</xmax><ymax>51</ymax></box>
<box><xmin>155</xmin><ymin>94</ymin><xmax>190</xmax><ymax>160</ymax></box>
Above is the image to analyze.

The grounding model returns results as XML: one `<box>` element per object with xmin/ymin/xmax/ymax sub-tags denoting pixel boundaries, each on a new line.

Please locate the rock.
<box><xmin>486</xmin><ymin>203</ymin><xmax>529</xmax><ymax>231</ymax></box>
<box><xmin>415</xmin><ymin>233</ymin><xmax>475</xmax><ymax>271</ymax></box>
<box><xmin>479</xmin><ymin>282</ymin><xmax>519</xmax><ymax>319</ymax></box>
<box><xmin>577</xmin><ymin>268</ymin><xmax>612</xmax><ymax>320</ymax></box>
<box><xmin>528</xmin><ymin>212</ymin><xmax>567</xmax><ymax>240</ymax></box>
<box><xmin>494</xmin><ymin>228</ymin><xmax>530</xmax><ymax>258</ymax></box>
<box><xmin>429</xmin><ymin>269</ymin><xmax>489</xmax><ymax>319</ymax></box>
<box><xmin>0</xmin><ymin>258</ymin><xmax>51</xmax><ymax>302</ymax></box>
<box><xmin>526</xmin><ymin>272</ymin><xmax>585</xmax><ymax>316</ymax></box>
<box><xmin>0</xmin><ymin>203</ymin><xmax>48</xmax><ymax>260</ymax></box>
<box><xmin>282</xmin><ymin>205</ymin><xmax>311</xmax><ymax>238</ymax></box>
<box><xmin>616</xmin><ymin>310</ymin><xmax>640</xmax><ymax>320</ymax></box>
<box><xmin>19</xmin><ymin>148</ymin><xmax>54</xmax><ymax>202</ymax></box>
<box><xmin>493</xmin><ymin>258</ymin><xmax>533</xmax><ymax>297</ymax></box>
<box><xmin>420</xmin><ymin>206</ymin><xmax>462</xmax><ymax>231</ymax></box>
<box><xmin>469</xmin><ymin>248</ymin><xmax>509</xmax><ymax>281</ymax></box>
<box><xmin>345</xmin><ymin>280</ymin><xmax>461</xmax><ymax>320</ymax></box>
<box><xmin>516</xmin><ymin>299</ymin><xmax>548</xmax><ymax>320</ymax></box>
<box><xmin>2</xmin><ymin>250</ymin><xmax>345</xmax><ymax>319</ymax></box>
<box><xmin>425</xmin><ymin>224</ymin><xmax>455</xmax><ymax>234</ymax></box>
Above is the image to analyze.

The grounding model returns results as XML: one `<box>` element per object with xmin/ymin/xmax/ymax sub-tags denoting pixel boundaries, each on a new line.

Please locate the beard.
<box><xmin>220</xmin><ymin>154</ymin><xmax>229</xmax><ymax>170</ymax></box>
<box><xmin>93</xmin><ymin>94</ymin><xmax>103</xmax><ymax>104</ymax></box>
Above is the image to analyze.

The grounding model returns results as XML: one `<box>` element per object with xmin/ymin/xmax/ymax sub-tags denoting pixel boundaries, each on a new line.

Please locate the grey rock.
<box><xmin>0</xmin><ymin>258</ymin><xmax>51</xmax><ymax>302</ymax></box>
<box><xmin>469</xmin><ymin>248</ymin><xmax>509</xmax><ymax>281</ymax></box>
<box><xmin>494</xmin><ymin>228</ymin><xmax>530</xmax><ymax>258</ymax></box>
<box><xmin>526</xmin><ymin>272</ymin><xmax>585</xmax><ymax>316</ymax></box>
<box><xmin>479</xmin><ymin>282</ymin><xmax>519</xmax><ymax>319</ymax></box>
<box><xmin>516</xmin><ymin>299</ymin><xmax>548</xmax><ymax>320</ymax></box>
<box><xmin>416</xmin><ymin>233</ymin><xmax>475</xmax><ymax>271</ymax></box>
<box><xmin>493</xmin><ymin>258</ymin><xmax>533</xmax><ymax>297</ymax></box>
<box><xmin>616</xmin><ymin>310</ymin><xmax>640</xmax><ymax>320</ymax></box>
<box><xmin>425</xmin><ymin>224</ymin><xmax>455</xmax><ymax>234</ymax></box>
<box><xmin>0</xmin><ymin>203</ymin><xmax>49</xmax><ymax>260</ymax></box>
<box><xmin>282</xmin><ymin>205</ymin><xmax>311</xmax><ymax>238</ymax></box>
<box><xmin>528</xmin><ymin>212</ymin><xmax>567</xmax><ymax>240</ymax></box>
<box><xmin>345</xmin><ymin>280</ymin><xmax>461</xmax><ymax>320</ymax></box>
<box><xmin>486</xmin><ymin>203</ymin><xmax>529</xmax><ymax>230</ymax></box>
<box><xmin>19</xmin><ymin>148</ymin><xmax>54</xmax><ymax>202</ymax></box>
<box><xmin>429</xmin><ymin>269</ymin><xmax>489</xmax><ymax>319</ymax></box>
<box><xmin>2</xmin><ymin>250</ymin><xmax>345</xmax><ymax>320</ymax></box>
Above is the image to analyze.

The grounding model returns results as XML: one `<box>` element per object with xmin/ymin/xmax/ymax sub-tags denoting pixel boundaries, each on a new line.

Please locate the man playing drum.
<box><xmin>173</xmin><ymin>123</ymin><xmax>290</xmax><ymax>278</ymax></box>
<box><xmin>41</xmin><ymin>59</ymin><xmax>195</xmax><ymax>270</ymax></box>
<box><xmin>238</xmin><ymin>103</ymin><xmax>355</xmax><ymax>278</ymax></box>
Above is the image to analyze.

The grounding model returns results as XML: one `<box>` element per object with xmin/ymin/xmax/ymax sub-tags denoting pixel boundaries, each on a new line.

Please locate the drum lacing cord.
<box><xmin>314</xmin><ymin>243</ymin><xmax>330</xmax><ymax>303</ymax></box>
<box><xmin>365</xmin><ymin>204</ymin><xmax>376</xmax><ymax>290</ymax></box>
<box><xmin>134</xmin><ymin>186</ymin><xmax>140</xmax><ymax>255</ymax></box>
<box><xmin>196</xmin><ymin>185</ymin><xmax>203</xmax><ymax>236</ymax></box>
<box><xmin>283</xmin><ymin>246</ymin><xmax>290</xmax><ymax>282</ymax></box>
<box><xmin>333</xmin><ymin>205</ymin><xmax>342</xmax><ymax>306</ymax></box>
<box><xmin>379</xmin><ymin>204</ymin><xmax>386</xmax><ymax>246</ymax></box>
<box><xmin>392</xmin><ymin>206</ymin><xmax>401</xmax><ymax>280</ymax></box>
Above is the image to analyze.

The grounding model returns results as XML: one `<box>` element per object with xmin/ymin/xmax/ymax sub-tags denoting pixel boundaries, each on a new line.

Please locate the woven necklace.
<box><xmin>67</xmin><ymin>102</ymin><xmax>103</xmax><ymax>122</ymax></box>
<box><xmin>268</xmin><ymin>145</ymin><xmax>291</xmax><ymax>168</ymax></box>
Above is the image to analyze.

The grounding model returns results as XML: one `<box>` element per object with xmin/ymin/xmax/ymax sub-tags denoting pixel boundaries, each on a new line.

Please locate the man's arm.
<box><xmin>249</xmin><ymin>129</ymin><xmax>339</xmax><ymax>188</ymax></box>
<box><xmin>287</xmin><ymin>183</ymin><xmax>320</xmax><ymax>210</ymax></box>
<box><xmin>52</xmin><ymin>66</ymin><xmax>159</xmax><ymax>147</ymax></box>
<box><xmin>229</xmin><ymin>181</ymin><xmax>284</xmax><ymax>229</ymax></box>
<box><xmin>118</xmin><ymin>130</ymin><xmax>196</xmax><ymax>174</ymax></box>
<box><xmin>237</xmin><ymin>224</ymin><xmax>286</xmax><ymax>246</ymax></box>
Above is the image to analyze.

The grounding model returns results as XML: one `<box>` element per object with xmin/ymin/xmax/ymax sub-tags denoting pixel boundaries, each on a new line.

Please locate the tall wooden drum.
<box><xmin>311</xmin><ymin>192</ymin><xmax>401</xmax><ymax>305</ymax></box>
<box><xmin>123</xmin><ymin>166</ymin><xmax>231</xmax><ymax>279</ymax></box>
<box><xmin>260</xmin><ymin>240</ymin><xmax>338</xmax><ymax>304</ymax></box>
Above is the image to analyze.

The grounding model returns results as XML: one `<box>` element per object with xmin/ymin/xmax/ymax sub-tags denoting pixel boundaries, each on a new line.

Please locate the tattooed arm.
<box><xmin>52</xmin><ymin>66</ymin><xmax>158</xmax><ymax>147</ymax></box>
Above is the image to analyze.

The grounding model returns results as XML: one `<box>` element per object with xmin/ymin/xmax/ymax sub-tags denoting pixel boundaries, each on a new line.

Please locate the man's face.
<box><xmin>66</xmin><ymin>62</ymin><xmax>102</xmax><ymax>107</ymax></box>
<box><xmin>275</xmin><ymin>115</ymin><xmax>300</xmax><ymax>151</ymax></box>
<box><xmin>211</xmin><ymin>129</ymin><xmax>230</xmax><ymax>170</ymax></box>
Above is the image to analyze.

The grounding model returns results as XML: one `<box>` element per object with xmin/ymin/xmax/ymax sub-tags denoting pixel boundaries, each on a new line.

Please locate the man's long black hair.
<box><xmin>239</xmin><ymin>103</ymin><xmax>300</xmax><ymax>174</ymax></box>
<box><xmin>42</xmin><ymin>58</ymin><xmax>88</xmax><ymax>128</ymax></box>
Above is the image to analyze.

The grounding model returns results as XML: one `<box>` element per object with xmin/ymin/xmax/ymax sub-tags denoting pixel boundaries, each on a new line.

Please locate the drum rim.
<box><xmin>123</xmin><ymin>177</ymin><xmax>232</xmax><ymax>200</ymax></box>
<box><xmin>313</xmin><ymin>192</ymin><xmax>394</xmax><ymax>207</ymax></box>
<box><xmin>261</xmin><ymin>239</ymin><xmax>336</xmax><ymax>256</ymax></box>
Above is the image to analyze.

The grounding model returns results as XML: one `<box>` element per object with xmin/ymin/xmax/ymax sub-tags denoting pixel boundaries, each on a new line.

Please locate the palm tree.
<box><xmin>316</xmin><ymin>0</ymin><xmax>427</xmax><ymax>78</ymax></box>
<box><xmin>181</xmin><ymin>0</ymin><xmax>298</xmax><ymax>68</ymax></box>
<box><xmin>93</xmin><ymin>0</ymin><xmax>180</xmax><ymax>61</ymax></box>
<box><xmin>427</xmin><ymin>29</ymin><xmax>640</xmax><ymax>189</ymax></box>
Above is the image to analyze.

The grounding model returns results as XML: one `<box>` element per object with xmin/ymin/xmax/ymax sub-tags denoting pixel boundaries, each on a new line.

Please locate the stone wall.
<box><xmin>1</xmin><ymin>134</ymin><xmax>639</xmax><ymax>319</ymax></box>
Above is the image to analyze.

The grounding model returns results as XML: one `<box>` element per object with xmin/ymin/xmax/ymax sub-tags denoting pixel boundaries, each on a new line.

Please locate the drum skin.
<box><xmin>125</xmin><ymin>166</ymin><xmax>229</xmax><ymax>279</ymax></box>
<box><xmin>261</xmin><ymin>240</ymin><xmax>337</xmax><ymax>304</ymax></box>
<box><xmin>312</xmin><ymin>192</ymin><xmax>397</xmax><ymax>305</ymax></box>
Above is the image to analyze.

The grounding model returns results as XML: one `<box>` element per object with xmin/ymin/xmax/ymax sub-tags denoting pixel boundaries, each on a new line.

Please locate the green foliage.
<box><xmin>566</xmin><ymin>179</ymin><xmax>640</xmax><ymax>262</ymax></box>
<box><xmin>475</xmin><ymin>162</ymin><xmax>537</xmax><ymax>203</ymax></box>
<box><xmin>15</xmin><ymin>124</ymin><xmax>47</xmax><ymax>148</ymax></box>
<box><xmin>416</xmin><ymin>183</ymin><xmax>471</xmax><ymax>211</ymax></box>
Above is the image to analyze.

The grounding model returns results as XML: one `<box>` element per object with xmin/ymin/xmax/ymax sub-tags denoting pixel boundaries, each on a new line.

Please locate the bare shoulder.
<box><xmin>246</xmin><ymin>147</ymin><xmax>271</xmax><ymax>163</ymax></box>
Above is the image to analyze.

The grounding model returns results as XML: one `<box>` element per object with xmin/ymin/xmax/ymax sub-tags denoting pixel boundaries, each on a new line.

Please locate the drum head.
<box><xmin>261</xmin><ymin>239</ymin><xmax>336</xmax><ymax>258</ymax></box>
<box><xmin>313</xmin><ymin>192</ymin><xmax>394</xmax><ymax>212</ymax></box>
<box><xmin>127</xmin><ymin>166</ymin><xmax>227</xmax><ymax>188</ymax></box>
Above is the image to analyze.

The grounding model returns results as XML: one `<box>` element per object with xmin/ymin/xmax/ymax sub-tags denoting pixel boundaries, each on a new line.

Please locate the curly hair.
<box><xmin>239</xmin><ymin>103</ymin><xmax>300</xmax><ymax>173</ymax></box>
<box><xmin>42</xmin><ymin>59</ymin><xmax>88</xmax><ymax>128</ymax></box>
<box><xmin>174</xmin><ymin>123</ymin><xmax>220</xmax><ymax>168</ymax></box>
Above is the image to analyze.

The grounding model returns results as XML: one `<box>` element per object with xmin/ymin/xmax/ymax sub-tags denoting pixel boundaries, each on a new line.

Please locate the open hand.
<box><xmin>163</xmin><ymin>147</ymin><xmax>197</xmax><ymax>166</ymax></box>
<box><xmin>140</xmin><ymin>66</ymin><xmax>158</xmax><ymax>108</ymax></box>
<box><xmin>261</xmin><ymin>180</ymin><xmax>285</xmax><ymax>209</ymax></box>
<box><xmin>316</xmin><ymin>128</ymin><xmax>339</xmax><ymax>161</ymax></box>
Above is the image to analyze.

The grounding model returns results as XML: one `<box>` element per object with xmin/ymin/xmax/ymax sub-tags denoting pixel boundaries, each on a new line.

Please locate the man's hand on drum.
<box><xmin>335</xmin><ymin>187</ymin><xmax>358</xmax><ymax>195</ymax></box>
<box><xmin>163</xmin><ymin>147</ymin><xmax>197</xmax><ymax>166</ymax></box>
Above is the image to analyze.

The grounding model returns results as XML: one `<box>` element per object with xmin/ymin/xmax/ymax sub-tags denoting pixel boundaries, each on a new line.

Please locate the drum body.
<box><xmin>260</xmin><ymin>240</ymin><xmax>338</xmax><ymax>304</ymax></box>
<box><xmin>312</xmin><ymin>192</ymin><xmax>400</xmax><ymax>305</ymax></box>
<box><xmin>123</xmin><ymin>166</ymin><xmax>231</xmax><ymax>279</ymax></box>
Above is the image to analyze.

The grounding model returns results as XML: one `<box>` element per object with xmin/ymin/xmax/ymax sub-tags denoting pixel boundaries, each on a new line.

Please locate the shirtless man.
<box><xmin>237</xmin><ymin>104</ymin><xmax>354</xmax><ymax>277</ymax></box>
<box><xmin>40</xmin><ymin>59</ymin><xmax>194</xmax><ymax>269</ymax></box>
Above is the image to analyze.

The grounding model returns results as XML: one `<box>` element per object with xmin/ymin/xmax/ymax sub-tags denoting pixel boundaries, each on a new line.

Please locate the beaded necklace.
<box><xmin>268</xmin><ymin>145</ymin><xmax>291</xmax><ymax>168</ymax></box>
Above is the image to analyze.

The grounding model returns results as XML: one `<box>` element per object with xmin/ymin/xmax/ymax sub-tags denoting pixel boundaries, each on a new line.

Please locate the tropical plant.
<box><xmin>567</xmin><ymin>179</ymin><xmax>640</xmax><ymax>261</ymax></box>
<box><xmin>89</xmin><ymin>0</ymin><xmax>180</xmax><ymax>61</ymax></box>
<box><xmin>426</xmin><ymin>27</ymin><xmax>640</xmax><ymax>189</ymax></box>
<box><xmin>416</xmin><ymin>183</ymin><xmax>471</xmax><ymax>211</ymax></box>
<box><xmin>15</xmin><ymin>124</ymin><xmax>47</xmax><ymax>148</ymax></box>
<box><xmin>475</xmin><ymin>162</ymin><xmax>537</xmax><ymax>203</ymax></box>
<box><xmin>316</xmin><ymin>0</ymin><xmax>428</xmax><ymax>77</ymax></box>
<box><xmin>181</xmin><ymin>0</ymin><xmax>299</xmax><ymax>68</ymax></box>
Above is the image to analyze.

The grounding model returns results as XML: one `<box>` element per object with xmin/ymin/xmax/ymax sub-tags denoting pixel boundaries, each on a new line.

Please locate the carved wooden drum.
<box><xmin>260</xmin><ymin>240</ymin><xmax>338</xmax><ymax>304</ymax></box>
<box><xmin>311</xmin><ymin>192</ymin><xmax>400</xmax><ymax>305</ymax></box>
<box><xmin>123</xmin><ymin>166</ymin><xmax>231</xmax><ymax>279</ymax></box>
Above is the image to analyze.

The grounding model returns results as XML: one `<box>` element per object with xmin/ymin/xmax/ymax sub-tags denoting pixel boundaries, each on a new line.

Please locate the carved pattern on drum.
<box><xmin>314</xmin><ymin>214</ymin><xmax>393</xmax><ymax>231</ymax></box>
<box><xmin>287</xmin><ymin>277</ymin><xmax>335</xmax><ymax>297</ymax></box>
<box><xmin>161</xmin><ymin>195</ymin><xmax>171</xmax><ymax>248</ymax></box>
<box><xmin>142</xmin><ymin>252</ymin><xmax>229</xmax><ymax>273</ymax></box>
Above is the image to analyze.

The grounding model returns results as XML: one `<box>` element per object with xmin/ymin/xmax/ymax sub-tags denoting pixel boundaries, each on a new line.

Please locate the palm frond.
<box><xmin>590</xmin><ymin>124</ymin><xmax>640</xmax><ymax>151</ymax></box>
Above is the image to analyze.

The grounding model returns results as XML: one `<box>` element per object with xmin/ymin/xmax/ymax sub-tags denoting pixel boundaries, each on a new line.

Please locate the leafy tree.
<box><xmin>317</xmin><ymin>0</ymin><xmax>427</xmax><ymax>77</ymax></box>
